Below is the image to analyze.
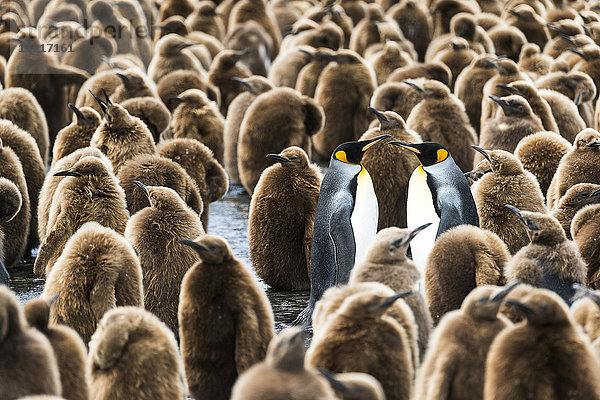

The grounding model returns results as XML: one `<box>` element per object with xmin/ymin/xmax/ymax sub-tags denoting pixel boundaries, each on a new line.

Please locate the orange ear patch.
<box><xmin>335</xmin><ymin>150</ymin><xmax>349</xmax><ymax>163</ymax></box>
<box><xmin>436</xmin><ymin>149</ymin><xmax>448</xmax><ymax>163</ymax></box>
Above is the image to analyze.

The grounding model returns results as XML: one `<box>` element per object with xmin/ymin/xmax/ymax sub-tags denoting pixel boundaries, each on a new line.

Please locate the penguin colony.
<box><xmin>6</xmin><ymin>0</ymin><xmax>600</xmax><ymax>398</ymax></box>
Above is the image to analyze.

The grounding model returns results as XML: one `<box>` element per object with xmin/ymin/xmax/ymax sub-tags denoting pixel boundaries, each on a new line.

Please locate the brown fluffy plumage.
<box><xmin>34</xmin><ymin>156</ymin><xmax>129</xmax><ymax>277</ymax></box>
<box><xmin>295</xmin><ymin>48</ymin><xmax>337</xmax><ymax>98</ymax></box>
<box><xmin>52</xmin><ymin>106</ymin><xmax>101</xmax><ymax>166</ymax></box>
<box><xmin>496</xmin><ymin>80</ymin><xmax>558</xmax><ymax>133</ymax></box>
<box><xmin>484</xmin><ymin>289</ymin><xmax>600</xmax><ymax>400</ymax></box>
<box><xmin>552</xmin><ymin>183</ymin><xmax>600</xmax><ymax>240</ymax></box>
<box><xmin>43</xmin><ymin>222</ymin><xmax>143</xmax><ymax>343</ymax></box>
<box><xmin>156</xmin><ymin>69</ymin><xmax>219</xmax><ymax>112</ymax></box>
<box><xmin>471</xmin><ymin>148</ymin><xmax>546</xmax><ymax>254</ymax></box>
<box><xmin>120</xmin><ymin>96</ymin><xmax>171</xmax><ymax>142</ymax></box>
<box><xmin>0</xmin><ymin>286</ymin><xmax>61</xmax><ymax>400</ymax></box>
<box><xmin>425</xmin><ymin>225</ymin><xmax>510</xmax><ymax>324</ymax></box>
<box><xmin>238</xmin><ymin>87</ymin><xmax>323</xmax><ymax>194</ymax></box>
<box><xmin>147</xmin><ymin>34</ymin><xmax>204</xmax><ymax>83</ymax></box>
<box><xmin>572</xmin><ymin>289</ymin><xmax>600</xmax><ymax>357</ymax></box>
<box><xmin>539</xmin><ymin>88</ymin><xmax>586</xmax><ymax>144</ymax></box>
<box><xmin>87</xmin><ymin>306</ymin><xmax>187</xmax><ymax>399</ymax></box>
<box><xmin>414</xmin><ymin>285</ymin><xmax>515</xmax><ymax>400</ymax></box>
<box><xmin>125</xmin><ymin>184</ymin><xmax>204</xmax><ymax>334</ymax></box>
<box><xmin>249</xmin><ymin>146</ymin><xmax>321</xmax><ymax>290</ymax></box>
<box><xmin>179</xmin><ymin>234</ymin><xmax>274</xmax><ymax>400</ymax></box>
<box><xmin>24</xmin><ymin>298</ymin><xmax>89</xmax><ymax>400</ymax></box>
<box><xmin>369</xmin><ymin>79</ymin><xmax>428</xmax><ymax>121</ymax></box>
<box><xmin>572</xmin><ymin>204</ymin><xmax>600</xmax><ymax>288</ymax></box>
<box><xmin>208</xmin><ymin>49</ymin><xmax>253</xmax><ymax>116</ymax></box>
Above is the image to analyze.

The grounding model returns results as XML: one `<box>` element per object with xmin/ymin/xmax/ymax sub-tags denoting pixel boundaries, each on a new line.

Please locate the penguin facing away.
<box><xmin>295</xmin><ymin>134</ymin><xmax>390</xmax><ymax>325</ymax></box>
<box><xmin>389</xmin><ymin>141</ymin><xmax>479</xmax><ymax>277</ymax></box>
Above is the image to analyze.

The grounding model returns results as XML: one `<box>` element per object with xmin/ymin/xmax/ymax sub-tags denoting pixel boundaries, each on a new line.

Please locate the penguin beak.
<box><xmin>404</xmin><ymin>222</ymin><xmax>433</xmax><ymax>244</ymax></box>
<box><xmin>318</xmin><ymin>369</ymin><xmax>351</xmax><ymax>394</ymax></box>
<box><xmin>379</xmin><ymin>291</ymin><xmax>412</xmax><ymax>309</ymax></box>
<box><xmin>559</xmin><ymin>34</ymin><xmax>577</xmax><ymax>46</ymax></box>
<box><xmin>504</xmin><ymin>204</ymin><xmax>526</xmax><ymax>225</ymax></box>
<box><xmin>587</xmin><ymin>140</ymin><xmax>600</xmax><ymax>147</ymax></box>
<box><xmin>568</xmin><ymin>48</ymin><xmax>588</xmax><ymax>60</ymax></box>
<box><xmin>470</xmin><ymin>145</ymin><xmax>492</xmax><ymax>164</ymax></box>
<box><xmin>508</xmin><ymin>8</ymin><xmax>520</xmax><ymax>17</ymax></box>
<box><xmin>168</xmin><ymin>96</ymin><xmax>185</xmax><ymax>106</ymax></box>
<box><xmin>361</xmin><ymin>134</ymin><xmax>391</xmax><ymax>152</ymax></box>
<box><xmin>266</xmin><ymin>154</ymin><xmax>290</xmax><ymax>163</ymax></box>
<box><xmin>89</xmin><ymin>89</ymin><xmax>107</xmax><ymax>114</ymax></box>
<box><xmin>232</xmin><ymin>77</ymin><xmax>252</xmax><ymax>91</ymax></box>
<box><xmin>68</xmin><ymin>103</ymin><xmax>85</xmax><ymax>120</ymax></box>
<box><xmin>178</xmin><ymin>238</ymin><xmax>208</xmax><ymax>252</ymax></box>
<box><xmin>572</xmin><ymin>283</ymin><xmax>600</xmax><ymax>308</ymax></box>
<box><xmin>402</xmin><ymin>80</ymin><xmax>424</xmax><ymax>92</ymax></box>
<box><xmin>368</xmin><ymin>107</ymin><xmax>389</xmax><ymax>124</ymax></box>
<box><xmin>491</xmin><ymin>281</ymin><xmax>520</xmax><ymax>302</ymax></box>
<box><xmin>298</xmin><ymin>49</ymin><xmax>314</xmax><ymax>59</ymax></box>
<box><xmin>389</xmin><ymin>141</ymin><xmax>421</xmax><ymax>154</ymax></box>
<box><xmin>116</xmin><ymin>72</ymin><xmax>129</xmax><ymax>83</ymax></box>
<box><xmin>132</xmin><ymin>180</ymin><xmax>151</xmax><ymax>204</ymax></box>
<box><xmin>54</xmin><ymin>168</ymin><xmax>81</xmax><ymax>177</ymax></box>
<box><xmin>546</xmin><ymin>23</ymin><xmax>560</xmax><ymax>33</ymax></box>
<box><xmin>495</xmin><ymin>84</ymin><xmax>518</xmax><ymax>94</ymax></box>
<box><xmin>574</xmin><ymin>90</ymin><xmax>583</xmax><ymax>106</ymax></box>
<box><xmin>102</xmin><ymin>88</ymin><xmax>113</xmax><ymax>106</ymax></box>
<box><xmin>231</xmin><ymin>49</ymin><xmax>251</xmax><ymax>63</ymax></box>
<box><xmin>178</xmin><ymin>41</ymin><xmax>198</xmax><ymax>50</ymax></box>
<box><xmin>505</xmin><ymin>299</ymin><xmax>534</xmax><ymax>314</ymax></box>
<box><xmin>590</xmin><ymin>188</ymin><xmax>600</xmax><ymax>198</ymax></box>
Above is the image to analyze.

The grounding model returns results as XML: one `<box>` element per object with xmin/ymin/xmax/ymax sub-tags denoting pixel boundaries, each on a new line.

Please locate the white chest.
<box><xmin>351</xmin><ymin>167</ymin><xmax>379</xmax><ymax>266</ymax></box>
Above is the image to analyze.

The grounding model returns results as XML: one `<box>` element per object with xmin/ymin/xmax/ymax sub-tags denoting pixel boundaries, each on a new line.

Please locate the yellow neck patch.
<box><xmin>436</xmin><ymin>149</ymin><xmax>448</xmax><ymax>163</ymax></box>
<box><xmin>335</xmin><ymin>150</ymin><xmax>349</xmax><ymax>163</ymax></box>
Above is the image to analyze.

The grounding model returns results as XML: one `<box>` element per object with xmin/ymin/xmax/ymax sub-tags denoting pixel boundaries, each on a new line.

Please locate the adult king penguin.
<box><xmin>390</xmin><ymin>141</ymin><xmax>479</xmax><ymax>277</ymax></box>
<box><xmin>295</xmin><ymin>134</ymin><xmax>390</xmax><ymax>325</ymax></box>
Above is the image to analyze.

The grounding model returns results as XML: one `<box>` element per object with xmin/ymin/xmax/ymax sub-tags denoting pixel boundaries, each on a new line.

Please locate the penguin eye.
<box><xmin>581</xmin><ymin>191</ymin><xmax>590</xmax><ymax>198</ymax></box>
<box><xmin>478</xmin><ymin>296</ymin><xmax>490</xmax><ymax>303</ymax></box>
<box><xmin>209</xmin><ymin>245</ymin><xmax>219</xmax><ymax>251</ymax></box>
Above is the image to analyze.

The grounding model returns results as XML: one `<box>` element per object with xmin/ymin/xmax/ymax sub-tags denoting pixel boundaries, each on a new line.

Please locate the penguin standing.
<box><xmin>295</xmin><ymin>135</ymin><xmax>390</xmax><ymax>324</ymax></box>
<box><xmin>389</xmin><ymin>141</ymin><xmax>479</xmax><ymax>277</ymax></box>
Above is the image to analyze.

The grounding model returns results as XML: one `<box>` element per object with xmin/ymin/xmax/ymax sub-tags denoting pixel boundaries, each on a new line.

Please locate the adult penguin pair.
<box><xmin>295</xmin><ymin>138</ymin><xmax>478</xmax><ymax>324</ymax></box>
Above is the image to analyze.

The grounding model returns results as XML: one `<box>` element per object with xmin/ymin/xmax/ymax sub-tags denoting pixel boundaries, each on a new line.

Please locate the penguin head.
<box><xmin>266</xmin><ymin>146</ymin><xmax>310</xmax><ymax>169</ymax></box>
<box><xmin>574</xmin><ymin>128</ymin><xmax>600</xmax><ymax>150</ymax></box>
<box><xmin>178</xmin><ymin>234</ymin><xmax>233</xmax><ymax>264</ymax></box>
<box><xmin>505</xmin><ymin>289</ymin><xmax>571</xmax><ymax>326</ymax></box>
<box><xmin>364</xmin><ymin>224</ymin><xmax>432</xmax><ymax>264</ymax></box>
<box><xmin>153</xmin><ymin>16</ymin><xmax>190</xmax><ymax>38</ymax></box>
<box><xmin>132</xmin><ymin>181</ymin><xmax>192</xmax><ymax>212</ymax></box>
<box><xmin>339</xmin><ymin>291</ymin><xmax>412</xmax><ymax>319</ymax></box>
<box><xmin>504</xmin><ymin>205</ymin><xmax>565</xmax><ymax>244</ymax></box>
<box><xmin>54</xmin><ymin>156</ymin><xmax>112</xmax><ymax>179</ymax></box>
<box><xmin>23</xmin><ymin>296</ymin><xmax>55</xmax><ymax>332</ymax></box>
<box><xmin>471</xmin><ymin>146</ymin><xmax>524</xmax><ymax>176</ymax></box>
<box><xmin>231</xmin><ymin>76</ymin><xmax>274</xmax><ymax>96</ymax></box>
<box><xmin>265</xmin><ymin>327</ymin><xmax>306</xmax><ymax>370</ymax></box>
<box><xmin>215</xmin><ymin>49</ymin><xmax>251</xmax><ymax>69</ymax></box>
<box><xmin>403</xmin><ymin>79</ymin><xmax>450</xmax><ymax>99</ymax></box>
<box><xmin>489</xmin><ymin>95</ymin><xmax>533</xmax><ymax>118</ymax></box>
<box><xmin>115</xmin><ymin>68</ymin><xmax>146</xmax><ymax>90</ymax></box>
<box><xmin>462</xmin><ymin>282</ymin><xmax>520</xmax><ymax>321</ymax></box>
<box><xmin>518</xmin><ymin>43</ymin><xmax>541</xmax><ymax>61</ymax></box>
<box><xmin>156</xmin><ymin>33</ymin><xmax>199</xmax><ymax>55</ymax></box>
<box><xmin>0</xmin><ymin>177</ymin><xmax>21</xmax><ymax>224</ymax></box>
<box><xmin>557</xmin><ymin>183</ymin><xmax>600</xmax><ymax>210</ymax></box>
<box><xmin>388</xmin><ymin>141</ymin><xmax>450</xmax><ymax>167</ymax></box>
<box><xmin>332</xmin><ymin>135</ymin><xmax>391</xmax><ymax>165</ymax></box>
<box><xmin>69</xmin><ymin>104</ymin><xmax>101</xmax><ymax>127</ymax></box>
<box><xmin>368</xmin><ymin>107</ymin><xmax>407</xmax><ymax>132</ymax></box>
<box><xmin>495</xmin><ymin>80</ymin><xmax>537</xmax><ymax>99</ymax></box>
<box><xmin>169</xmin><ymin>88</ymin><xmax>211</xmax><ymax>109</ymax></box>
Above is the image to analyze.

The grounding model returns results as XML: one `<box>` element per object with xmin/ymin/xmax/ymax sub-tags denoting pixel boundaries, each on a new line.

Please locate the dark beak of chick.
<box><xmin>491</xmin><ymin>281</ymin><xmax>520</xmax><ymax>302</ymax></box>
<box><xmin>508</xmin><ymin>8</ymin><xmax>520</xmax><ymax>17</ymax></box>
<box><xmin>496</xmin><ymin>84</ymin><xmax>518</xmax><ymax>94</ymax></box>
<box><xmin>178</xmin><ymin>238</ymin><xmax>208</xmax><ymax>252</ymax></box>
<box><xmin>568</xmin><ymin>48</ymin><xmax>588</xmax><ymax>60</ymax></box>
<box><xmin>587</xmin><ymin>140</ymin><xmax>600</xmax><ymax>148</ymax></box>
<box><xmin>266</xmin><ymin>153</ymin><xmax>290</xmax><ymax>163</ymax></box>
<box><xmin>504</xmin><ymin>204</ymin><xmax>539</xmax><ymax>231</ymax></box>
<box><xmin>89</xmin><ymin>89</ymin><xmax>107</xmax><ymax>114</ymax></box>
<box><xmin>318</xmin><ymin>369</ymin><xmax>352</xmax><ymax>394</ymax></box>
<box><xmin>360</xmin><ymin>134</ymin><xmax>391</xmax><ymax>152</ymax></box>
<box><xmin>68</xmin><ymin>103</ymin><xmax>85</xmax><ymax>120</ymax></box>
<box><xmin>392</xmin><ymin>222</ymin><xmax>433</xmax><ymax>247</ymax></box>
<box><xmin>232</xmin><ymin>77</ymin><xmax>252</xmax><ymax>91</ymax></box>
<box><xmin>380</xmin><ymin>291</ymin><xmax>413</xmax><ymax>309</ymax></box>
<box><xmin>231</xmin><ymin>49</ymin><xmax>251</xmax><ymax>63</ymax></box>
<box><xmin>132</xmin><ymin>180</ymin><xmax>150</xmax><ymax>204</ymax></box>
<box><xmin>368</xmin><ymin>107</ymin><xmax>389</xmax><ymax>124</ymax></box>
<box><xmin>471</xmin><ymin>145</ymin><xmax>492</xmax><ymax>164</ymax></box>
<box><xmin>591</xmin><ymin>188</ymin><xmax>600</xmax><ymax>198</ymax></box>
<box><xmin>505</xmin><ymin>299</ymin><xmax>534</xmax><ymax>314</ymax></box>
<box><xmin>116</xmin><ymin>72</ymin><xmax>129</xmax><ymax>83</ymax></box>
<box><xmin>402</xmin><ymin>80</ymin><xmax>424</xmax><ymax>92</ymax></box>
<box><xmin>179</xmin><ymin>41</ymin><xmax>198</xmax><ymax>50</ymax></box>
<box><xmin>54</xmin><ymin>168</ymin><xmax>81</xmax><ymax>177</ymax></box>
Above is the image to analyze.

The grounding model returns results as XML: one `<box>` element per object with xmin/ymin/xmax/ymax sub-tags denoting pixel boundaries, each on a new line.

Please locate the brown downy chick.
<box><xmin>225</xmin><ymin>21</ymin><xmax>274</xmax><ymax>77</ymax></box>
<box><xmin>125</xmin><ymin>182</ymin><xmax>204</xmax><ymax>335</ymax></box>
<box><xmin>359</xmin><ymin>108</ymin><xmax>421</xmax><ymax>229</ymax></box>
<box><xmin>87</xmin><ymin>306</ymin><xmax>187</xmax><ymax>399</ymax></box>
<box><xmin>547</xmin><ymin>129</ymin><xmax>600</xmax><ymax>209</ymax></box>
<box><xmin>404</xmin><ymin>79</ymin><xmax>477</xmax><ymax>172</ymax></box>
<box><xmin>267</xmin><ymin>46</ymin><xmax>312</xmax><ymax>88</ymax></box>
<box><xmin>0</xmin><ymin>141</ymin><xmax>29</xmax><ymax>270</ymax></box>
<box><xmin>0</xmin><ymin>87</ymin><xmax>49</xmax><ymax>166</ymax></box>
<box><xmin>147</xmin><ymin>34</ymin><xmax>204</xmax><ymax>83</ymax></box>
<box><xmin>0</xmin><ymin>177</ymin><xmax>21</xmax><ymax>270</ymax></box>
<box><xmin>479</xmin><ymin>95</ymin><xmax>545</xmax><ymax>157</ymax></box>
<box><xmin>538</xmin><ymin>88</ymin><xmax>587</xmax><ymax>144</ymax></box>
<box><xmin>38</xmin><ymin>148</ymin><xmax>112</xmax><ymax>242</ymax></box>
<box><xmin>24</xmin><ymin>297</ymin><xmax>89</xmax><ymax>400</ymax></box>
<box><xmin>349</xmin><ymin>224</ymin><xmax>433</xmax><ymax>360</ymax></box>
<box><xmin>571</xmin><ymin>204</ymin><xmax>600</xmax><ymax>288</ymax></box>
<box><xmin>89</xmin><ymin>90</ymin><xmax>157</xmax><ymax>173</ymax></box>
<box><xmin>386</xmin><ymin>62</ymin><xmax>452</xmax><ymax>87</ymax></box>
<box><xmin>504</xmin><ymin>205</ymin><xmax>586</xmax><ymax>305</ymax></box>
<box><xmin>168</xmin><ymin>88</ymin><xmax>225</xmax><ymax>164</ymax></box>
<box><xmin>514</xmin><ymin>131</ymin><xmax>571</xmax><ymax>195</ymax></box>
<box><xmin>496</xmin><ymin>80</ymin><xmax>559</xmax><ymax>133</ymax></box>
<box><xmin>484</xmin><ymin>289</ymin><xmax>600</xmax><ymax>400</ymax></box>
<box><xmin>111</xmin><ymin>68</ymin><xmax>157</xmax><ymax>103</ymax></box>
<box><xmin>322</xmin><ymin>371</ymin><xmax>386</xmax><ymax>400</ymax></box>
<box><xmin>429</xmin><ymin>0</ymin><xmax>481</xmax><ymax>37</ymax></box>
<box><xmin>227</xmin><ymin>0</ymin><xmax>282</xmax><ymax>57</ymax></box>
<box><xmin>307</xmin><ymin>289</ymin><xmax>415</xmax><ymax>400</ymax></box>
<box><xmin>506</xmin><ymin>4</ymin><xmax>549</xmax><ymax>50</ymax></box>
<box><xmin>158</xmin><ymin>0</ymin><xmax>194</xmax><ymax>21</ymax></box>
<box><xmin>156</xmin><ymin>69</ymin><xmax>220</xmax><ymax>113</ymax></box>
<box><xmin>415</xmin><ymin>284</ymin><xmax>517</xmax><ymax>400</ymax></box>
<box><xmin>208</xmin><ymin>49</ymin><xmax>253</xmax><ymax>116</ymax></box>
<box><xmin>34</xmin><ymin>156</ymin><xmax>129</xmax><ymax>277</ymax></box>
<box><xmin>121</xmin><ymin>97</ymin><xmax>171</xmax><ymax>142</ymax></box>
<box><xmin>312</xmin><ymin>50</ymin><xmax>376</xmax><ymax>160</ymax></box>
<box><xmin>367</xmin><ymin>42</ymin><xmax>413</xmax><ymax>86</ymax></box>
<box><xmin>238</xmin><ymin>87</ymin><xmax>323</xmax><ymax>194</ymax></box>
<box><xmin>75</xmin><ymin>70</ymin><xmax>122</xmax><ymax>115</ymax></box>
<box><xmin>487</xmin><ymin>24</ymin><xmax>527</xmax><ymax>62</ymax></box>
<box><xmin>230</xmin><ymin>327</ymin><xmax>337</xmax><ymax>400</ymax></box>
<box><xmin>432</xmin><ymin>37</ymin><xmax>477</xmax><ymax>91</ymax></box>
<box><xmin>178</xmin><ymin>234</ymin><xmax>274</xmax><ymax>400</ymax></box>
<box><xmin>0</xmin><ymin>286</ymin><xmax>61</xmax><ymax>399</ymax></box>
<box><xmin>158</xmin><ymin>138</ymin><xmax>228</xmax><ymax>228</ymax></box>
<box><xmin>224</xmin><ymin>76</ymin><xmax>273</xmax><ymax>184</ymax></box>
<box><xmin>52</xmin><ymin>104</ymin><xmax>101</xmax><ymax>165</ymax></box>
<box><xmin>87</xmin><ymin>0</ymin><xmax>137</xmax><ymax>57</ymax></box>
<box><xmin>187</xmin><ymin>1</ymin><xmax>225</xmax><ymax>40</ymax></box>
<box><xmin>249</xmin><ymin>146</ymin><xmax>321</xmax><ymax>290</ymax></box>
<box><xmin>572</xmin><ymin>285</ymin><xmax>600</xmax><ymax>357</ymax></box>
<box><xmin>571</xmin><ymin>44</ymin><xmax>600</xmax><ymax>101</ymax></box>
<box><xmin>369</xmin><ymin>79</ymin><xmax>426</xmax><ymax>122</ymax></box>
<box><xmin>117</xmin><ymin>154</ymin><xmax>203</xmax><ymax>218</ymax></box>
<box><xmin>0</xmin><ymin>119</ymin><xmax>44</xmax><ymax>252</ymax></box>
<box><xmin>153</xmin><ymin>16</ymin><xmax>190</xmax><ymax>43</ymax></box>
<box><xmin>295</xmin><ymin>48</ymin><xmax>338</xmax><ymax>98</ymax></box>
<box><xmin>454</xmin><ymin>55</ymin><xmax>499</xmax><ymax>136</ymax></box>
<box><xmin>387</xmin><ymin>0</ymin><xmax>433</xmax><ymax>62</ymax></box>
<box><xmin>552</xmin><ymin>183</ymin><xmax>600</xmax><ymax>240</ymax></box>
<box><xmin>517</xmin><ymin>43</ymin><xmax>552</xmax><ymax>80</ymax></box>
<box><xmin>471</xmin><ymin>147</ymin><xmax>546</xmax><ymax>254</ymax></box>
<box><xmin>42</xmin><ymin>222</ymin><xmax>143</xmax><ymax>343</ymax></box>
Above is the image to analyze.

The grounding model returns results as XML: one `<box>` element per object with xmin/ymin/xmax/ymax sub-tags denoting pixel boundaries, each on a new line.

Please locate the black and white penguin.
<box><xmin>389</xmin><ymin>141</ymin><xmax>479</xmax><ymax>276</ymax></box>
<box><xmin>295</xmin><ymin>134</ymin><xmax>390</xmax><ymax>325</ymax></box>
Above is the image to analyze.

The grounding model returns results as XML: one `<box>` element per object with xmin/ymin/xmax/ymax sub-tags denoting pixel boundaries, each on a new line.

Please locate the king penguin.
<box><xmin>389</xmin><ymin>141</ymin><xmax>479</xmax><ymax>277</ymax></box>
<box><xmin>295</xmin><ymin>134</ymin><xmax>390</xmax><ymax>325</ymax></box>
